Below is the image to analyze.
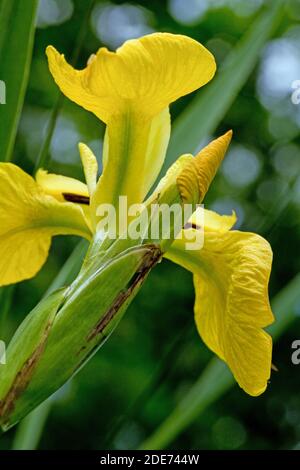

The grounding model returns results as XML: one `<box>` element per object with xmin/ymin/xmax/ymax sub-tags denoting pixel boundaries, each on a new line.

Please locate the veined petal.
<box><xmin>165</xmin><ymin>212</ymin><xmax>274</xmax><ymax>396</ymax></box>
<box><xmin>0</xmin><ymin>163</ymin><xmax>92</xmax><ymax>286</ymax></box>
<box><xmin>46</xmin><ymin>33</ymin><xmax>216</xmax><ymax>122</ymax></box>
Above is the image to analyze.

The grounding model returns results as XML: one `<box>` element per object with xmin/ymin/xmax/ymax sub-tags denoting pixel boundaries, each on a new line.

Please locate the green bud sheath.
<box><xmin>0</xmin><ymin>244</ymin><xmax>161</xmax><ymax>430</ymax></box>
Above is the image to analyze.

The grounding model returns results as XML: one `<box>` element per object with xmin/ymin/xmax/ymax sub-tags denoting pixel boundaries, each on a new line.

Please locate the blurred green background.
<box><xmin>1</xmin><ymin>0</ymin><xmax>300</xmax><ymax>450</ymax></box>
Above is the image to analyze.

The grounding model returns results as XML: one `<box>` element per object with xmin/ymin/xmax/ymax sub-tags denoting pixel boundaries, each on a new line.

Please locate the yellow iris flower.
<box><xmin>0</xmin><ymin>33</ymin><xmax>274</xmax><ymax>397</ymax></box>
<box><xmin>46</xmin><ymin>32</ymin><xmax>216</xmax><ymax>224</ymax></box>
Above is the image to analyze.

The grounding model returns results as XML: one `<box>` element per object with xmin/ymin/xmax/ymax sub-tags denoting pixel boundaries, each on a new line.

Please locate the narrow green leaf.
<box><xmin>163</xmin><ymin>0</ymin><xmax>283</xmax><ymax>170</ymax></box>
<box><xmin>140</xmin><ymin>273</ymin><xmax>300</xmax><ymax>450</ymax></box>
<box><xmin>0</xmin><ymin>0</ymin><xmax>38</xmax><ymax>162</ymax></box>
<box><xmin>141</xmin><ymin>358</ymin><xmax>232</xmax><ymax>450</ymax></box>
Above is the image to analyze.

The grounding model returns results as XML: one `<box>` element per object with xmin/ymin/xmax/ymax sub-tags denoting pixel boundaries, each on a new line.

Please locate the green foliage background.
<box><xmin>1</xmin><ymin>0</ymin><xmax>300</xmax><ymax>450</ymax></box>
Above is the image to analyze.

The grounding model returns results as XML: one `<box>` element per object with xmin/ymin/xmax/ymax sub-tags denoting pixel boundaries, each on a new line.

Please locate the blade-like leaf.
<box><xmin>163</xmin><ymin>0</ymin><xmax>283</xmax><ymax>171</ymax></box>
<box><xmin>140</xmin><ymin>274</ymin><xmax>300</xmax><ymax>450</ymax></box>
<box><xmin>0</xmin><ymin>0</ymin><xmax>38</xmax><ymax>162</ymax></box>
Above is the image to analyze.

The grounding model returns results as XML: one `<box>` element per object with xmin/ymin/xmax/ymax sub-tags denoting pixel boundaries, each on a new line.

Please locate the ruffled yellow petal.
<box><xmin>0</xmin><ymin>163</ymin><xmax>91</xmax><ymax>286</ymax></box>
<box><xmin>46</xmin><ymin>33</ymin><xmax>216</xmax><ymax>122</ymax></box>
<box><xmin>165</xmin><ymin>214</ymin><xmax>274</xmax><ymax>396</ymax></box>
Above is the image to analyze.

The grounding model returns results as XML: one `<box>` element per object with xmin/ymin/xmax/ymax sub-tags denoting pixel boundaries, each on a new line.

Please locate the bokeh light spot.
<box><xmin>222</xmin><ymin>145</ymin><xmax>261</xmax><ymax>187</ymax></box>
<box><xmin>212</xmin><ymin>416</ymin><xmax>247</xmax><ymax>449</ymax></box>
<box><xmin>168</xmin><ymin>0</ymin><xmax>208</xmax><ymax>25</ymax></box>
<box><xmin>37</xmin><ymin>0</ymin><xmax>74</xmax><ymax>28</ymax></box>
<box><xmin>91</xmin><ymin>2</ymin><xmax>154</xmax><ymax>49</ymax></box>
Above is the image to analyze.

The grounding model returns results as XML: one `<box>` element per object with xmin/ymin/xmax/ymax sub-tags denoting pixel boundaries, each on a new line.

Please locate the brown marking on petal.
<box><xmin>63</xmin><ymin>193</ymin><xmax>90</xmax><ymax>205</ymax></box>
<box><xmin>184</xmin><ymin>222</ymin><xmax>202</xmax><ymax>230</ymax></box>
<box><xmin>86</xmin><ymin>245</ymin><xmax>162</xmax><ymax>343</ymax></box>
<box><xmin>0</xmin><ymin>322</ymin><xmax>52</xmax><ymax>427</ymax></box>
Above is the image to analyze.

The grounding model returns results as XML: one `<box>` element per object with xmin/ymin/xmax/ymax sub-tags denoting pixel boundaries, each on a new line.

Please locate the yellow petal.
<box><xmin>177</xmin><ymin>131</ymin><xmax>232</xmax><ymax>204</ymax></box>
<box><xmin>46</xmin><ymin>33</ymin><xmax>216</xmax><ymax>122</ymax></box>
<box><xmin>47</xmin><ymin>34</ymin><xmax>215</xmax><ymax>215</ymax></box>
<box><xmin>78</xmin><ymin>143</ymin><xmax>98</xmax><ymax>196</ymax></box>
<box><xmin>143</xmin><ymin>107</ymin><xmax>171</xmax><ymax>196</ymax></box>
<box><xmin>36</xmin><ymin>169</ymin><xmax>89</xmax><ymax>203</ymax></box>
<box><xmin>165</xmin><ymin>220</ymin><xmax>274</xmax><ymax>396</ymax></box>
<box><xmin>0</xmin><ymin>163</ymin><xmax>91</xmax><ymax>286</ymax></box>
<box><xmin>91</xmin><ymin>108</ymin><xmax>171</xmax><ymax>226</ymax></box>
<box><xmin>90</xmin><ymin>113</ymin><xmax>153</xmax><ymax>227</ymax></box>
<box><xmin>190</xmin><ymin>207</ymin><xmax>237</xmax><ymax>232</ymax></box>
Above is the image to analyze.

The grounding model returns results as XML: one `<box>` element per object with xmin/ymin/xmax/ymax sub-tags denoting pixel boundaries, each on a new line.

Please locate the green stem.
<box><xmin>12</xmin><ymin>400</ymin><xmax>52</xmax><ymax>450</ymax></box>
<box><xmin>0</xmin><ymin>286</ymin><xmax>14</xmax><ymax>343</ymax></box>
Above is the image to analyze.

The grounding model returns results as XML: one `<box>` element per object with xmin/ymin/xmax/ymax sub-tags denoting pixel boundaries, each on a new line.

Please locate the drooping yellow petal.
<box><xmin>46</xmin><ymin>33</ymin><xmax>216</xmax><ymax>122</ymax></box>
<box><xmin>165</xmin><ymin>212</ymin><xmax>274</xmax><ymax>396</ymax></box>
<box><xmin>0</xmin><ymin>163</ymin><xmax>91</xmax><ymax>286</ymax></box>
